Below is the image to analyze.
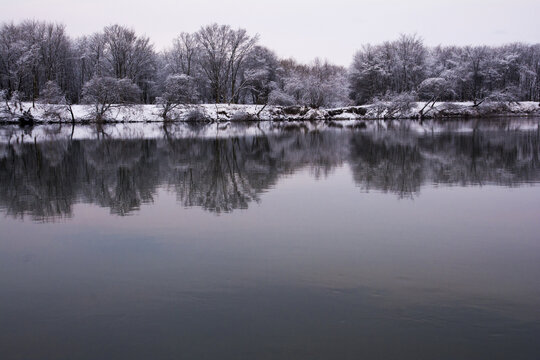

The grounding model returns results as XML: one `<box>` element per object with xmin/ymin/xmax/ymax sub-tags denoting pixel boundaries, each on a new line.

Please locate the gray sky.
<box><xmin>1</xmin><ymin>0</ymin><xmax>539</xmax><ymax>65</ymax></box>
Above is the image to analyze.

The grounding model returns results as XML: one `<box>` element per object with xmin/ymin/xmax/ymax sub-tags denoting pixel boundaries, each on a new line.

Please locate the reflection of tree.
<box><xmin>417</xmin><ymin>129</ymin><xmax>540</xmax><ymax>186</ymax></box>
<box><xmin>0</xmin><ymin>131</ymin><xmax>346</xmax><ymax>220</ymax></box>
<box><xmin>169</xmin><ymin>138</ymin><xmax>264</xmax><ymax>213</ymax></box>
<box><xmin>81</xmin><ymin>140</ymin><xmax>160</xmax><ymax>215</ymax></box>
<box><xmin>163</xmin><ymin>132</ymin><xmax>348</xmax><ymax>212</ymax></box>
<box><xmin>0</xmin><ymin>126</ymin><xmax>539</xmax><ymax>221</ymax></box>
<box><xmin>0</xmin><ymin>140</ymin><xmax>77</xmax><ymax>221</ymax></box>
<box><xmin>347</xmin><ymin>128</ymin><xmax>540</xmax><ymax>197</ymax></box>
<box><xmin>349</xmin><ymin>133</ymin><xmax>424</xmax><ymax>197</ymax></box>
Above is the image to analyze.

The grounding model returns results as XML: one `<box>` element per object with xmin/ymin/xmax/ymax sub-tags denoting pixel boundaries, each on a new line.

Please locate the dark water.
<box><xmin>1</xmin><ymin>121</ymin><xmax>540</xmax><ymax>359</ymax></box>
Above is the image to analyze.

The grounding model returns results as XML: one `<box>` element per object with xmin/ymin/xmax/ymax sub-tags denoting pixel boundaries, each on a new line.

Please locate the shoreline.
<box><xmin>1</xmin><ymin>101</ymin><xmax>539</xmax><ymax>125</ymax></box>
<box><xmin>1</xmin><ymin>117</ymin><xmax>539</xmax><ymax>144</ymax></box>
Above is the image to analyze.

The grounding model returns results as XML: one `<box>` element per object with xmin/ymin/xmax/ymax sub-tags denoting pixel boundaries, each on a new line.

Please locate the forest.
<box><xmin>0</xmin><ymin>19</ymin><xmax>539</xmax><ymax>113</ymax></box>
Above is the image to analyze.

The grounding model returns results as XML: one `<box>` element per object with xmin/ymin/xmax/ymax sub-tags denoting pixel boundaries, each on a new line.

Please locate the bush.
<box><xmin>372</xmin><ymin>92</ymin><xmax>417</xmax><ymax>118</ymax></box>
<box><xmin>231</xmin><ymin>111</ymin><xmax>256</xmax><ymax>121</ymax></box>
<box><xmin>268</xmin><ymin>89</ymin><xmax>296</xmax><ymax>106</ymax></box>
<box><xmin>184</xmin><ymin>108</ymin><xmax>207</xmax><ymax>122</ymax></box>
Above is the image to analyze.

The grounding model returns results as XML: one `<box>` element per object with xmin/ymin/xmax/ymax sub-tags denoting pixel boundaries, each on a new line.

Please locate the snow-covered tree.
<box><xmin>156</xmin><ymin>74</ymin><xmax>199</xmax><ymax>120</ymax></box>
<box><xmin>349</xmin><ymin>34</ymin><xmax>426</xmax><ymax>104</ymax></box>
<box><xmin>81</xmin><ymin>76</ymin><xmax>141</xmax><ymax>121</ymax></box>
<box><xmin>195</xmin><ymin>24</ymin><xmax>258</xmax><ymax>103</ymax></box>
<box><xmin>39</xmin><ymin>81</ymin><xmax>65</xmax><ymax>104</ymax></box>
<box><xmin>349</xmin><ymin>44</ymin><xmax>391</xmax><ymax>104</ymax></box>
<box><xmin>76</xmin><ymin>25</ymin><xmax>155</xmax><ymax>103</ymax></box>
<box><xmin>240</xmin><ymin>46</ymin><xmax>279</xmax><ymax>104</ymax></box>
<box><xmin>38</xmin><ymin>80</ymin><xmax>77</xmax><ymax>122</ymax></box>
<box><xmin>0</xmin><ymin>21</ymin><xmax>73</xmax><ymax>106</ymax></box>
<box><xmin>2</xmin><ymin>19</ymin><xmax>540</xmax><ymax>107</ymax></box>
<box><xmin>276</xmin><ymin>58</ymin><xmax>349</xmax><ymax>108</ymax></box>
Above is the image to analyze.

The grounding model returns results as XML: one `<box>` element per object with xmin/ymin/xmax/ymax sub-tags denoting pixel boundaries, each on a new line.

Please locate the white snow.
<box><xmin>0</xmin><ymin>101</ymin><xmax>539</xmax><ymax>125</ymax></box>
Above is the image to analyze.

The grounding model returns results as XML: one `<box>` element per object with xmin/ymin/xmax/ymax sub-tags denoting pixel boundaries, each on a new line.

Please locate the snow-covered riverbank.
<box><xmin>1</xmin><ymin>101</ymin><xmax>539</xmax><ymax>124</ymax></box>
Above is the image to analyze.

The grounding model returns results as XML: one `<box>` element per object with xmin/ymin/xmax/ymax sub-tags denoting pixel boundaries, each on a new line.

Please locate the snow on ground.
<box><xmin>1</xmin><ymin>101</ymin><xmax>539</xmax><ymax>125</ymax></box>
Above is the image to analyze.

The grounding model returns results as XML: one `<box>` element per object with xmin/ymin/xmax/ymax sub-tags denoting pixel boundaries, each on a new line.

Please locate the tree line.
<box><xmin>1</xmin><ymin>20</ymin><xmax>539</xmax><ymax>112</ymax></box>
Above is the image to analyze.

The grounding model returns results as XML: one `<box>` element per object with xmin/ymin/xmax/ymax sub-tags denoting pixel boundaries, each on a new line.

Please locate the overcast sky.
<box><xmin>1</xmin><ymin>0</ymin><xmax>539</xmax><ymax>65</ymax></box>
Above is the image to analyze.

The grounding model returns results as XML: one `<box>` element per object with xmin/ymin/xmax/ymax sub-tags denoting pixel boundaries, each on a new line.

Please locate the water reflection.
<box><xmin>0</xmin><ymin>121</ymin><xmax>539</xmax><ymax>220</ymax></box>
<box><xmin>1</xmin><ymin>121</ymin><xmax>540</xmax><ymax>360</ymax></box>
<box><xmin>350</xmin><ymin>129</ymin><xmax>540</xmax><ymax>197</ymax></box>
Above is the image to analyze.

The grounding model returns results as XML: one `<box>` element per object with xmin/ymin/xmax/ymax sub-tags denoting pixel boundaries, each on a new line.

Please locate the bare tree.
<box><xmin>195</xmin><ymin>24</ymin><xmax>258</xmax><ymax>103</ymax></box>
<box><xmin>156</xmin><ymin>74</ymin><xmax>199</xmax><ymax>120</ymax></box>
<box><xmin>81</xmin><ymin>76</ymin><xmax>141</xmax><ymax>121</ymax></box>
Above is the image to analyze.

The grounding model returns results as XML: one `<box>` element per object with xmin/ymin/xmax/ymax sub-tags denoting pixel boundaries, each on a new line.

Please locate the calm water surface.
<box><xmin>1</xmin><ymin>120</ymin><xmax>540</xmax><ymax>359</ymax></box>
